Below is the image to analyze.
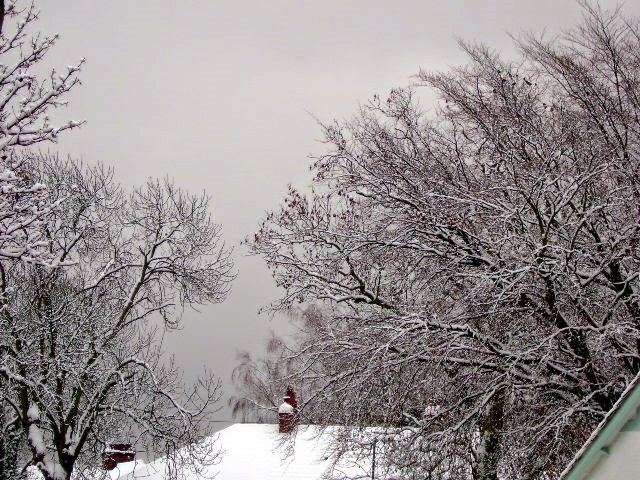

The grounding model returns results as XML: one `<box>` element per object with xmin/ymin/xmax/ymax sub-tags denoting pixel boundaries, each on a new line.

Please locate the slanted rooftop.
<box><xmin>561</xmin><ymin>374</ymin><xmax>640</xmax><ymax>479</ymax></box>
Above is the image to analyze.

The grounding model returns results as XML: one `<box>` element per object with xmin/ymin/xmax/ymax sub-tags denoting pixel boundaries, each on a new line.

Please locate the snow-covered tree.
<box><xmin>0</xmin><ymin>1</ymin><xmax>82</xmax><ymax>266</ymax></box>
<box><xmin>0</xmin><ymin>2</ymin><xmax>83</xmax><ymax>478</ymax></box>
<box><xmin>1</xmin><ymin>156</ymin><xmax>234</xmax><ymax>480</ymax></box>
<box><xmin>248</xmin><ymin>4</ymin><xmax>640</xmax><ymax>478</ymax></box>
<box><xmin>0</xmin><ymin>4</ymin><xmax>233</xmax><ymax>480</ymax></box>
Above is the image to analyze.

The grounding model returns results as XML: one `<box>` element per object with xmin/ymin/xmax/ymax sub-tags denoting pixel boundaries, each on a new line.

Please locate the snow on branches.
<box><xmin>249</xmin><ymin>5</ymin><xmax>640</xmax><ymax>479</ymax></box>
<box><xmin>0</xmin><ymin>1</ymin><xmax>83</xmax><ymax>269</ymax></box>
<box><xmin>0</xmin><ymin>4</ymin><xmax>233</xmax><ymax>480</ymax></box>
<box><xmin>1</xmin><ymin>157</ymin><xmax>234</xmax><ymax>480</ymax></box>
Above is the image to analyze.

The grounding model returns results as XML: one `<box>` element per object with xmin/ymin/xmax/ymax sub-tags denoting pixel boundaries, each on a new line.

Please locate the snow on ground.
<box><xmin>25</xmin><ymin>424</ymin><xmax>378</xmax><ymax>480</ymax></box>
<box><xmin>110</xmin><ymin>423</ymin><xmax>372</xmax><ymax>480</ymax></box>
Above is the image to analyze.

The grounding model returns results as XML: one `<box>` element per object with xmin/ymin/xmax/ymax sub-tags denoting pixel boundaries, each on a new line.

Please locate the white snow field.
<box><xmin>106</xmin><ymin>423</ymin><xmax>375</xmax><ymax>480</ymax></box>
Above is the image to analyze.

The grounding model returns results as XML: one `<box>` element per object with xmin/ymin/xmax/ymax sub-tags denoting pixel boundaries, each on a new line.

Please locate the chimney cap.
<box><xmin>278</xmin><ymin>402</ymin><xmax>295</xmax><ymax>414</ymax></box>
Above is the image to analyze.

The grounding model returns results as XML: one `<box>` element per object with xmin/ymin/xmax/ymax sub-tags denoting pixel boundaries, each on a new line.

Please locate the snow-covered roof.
<box><xmin>110</xmin><ymin>424</ymin><xmax>375</xmax><ymax>480</ymax></box>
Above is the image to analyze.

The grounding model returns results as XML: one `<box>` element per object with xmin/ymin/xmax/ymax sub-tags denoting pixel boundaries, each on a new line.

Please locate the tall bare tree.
<box><xmin>1</xmin><ymin>156</ymin><xmax>234</xmax><ymax>480</ymax></box>
<box><xmin>0</xmin><ymin>4</ymin><xmax>234</xmax><ymax>480</ymax></box>
<box><xmin>0</xmin><ymin>2</ymin><xmax>83</xmax><ymax>478</ymax></box>
<box><xmin>248</xmin><ymin>4</ymin><xmax>640</xmax><ymax>478</ymax></box>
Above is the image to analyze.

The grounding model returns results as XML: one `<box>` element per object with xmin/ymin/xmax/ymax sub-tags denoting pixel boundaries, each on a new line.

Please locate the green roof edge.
<box><xmin>560</xmin><ymin>374</ymin><xmax>640</xmax><ymax>480</ymax></box>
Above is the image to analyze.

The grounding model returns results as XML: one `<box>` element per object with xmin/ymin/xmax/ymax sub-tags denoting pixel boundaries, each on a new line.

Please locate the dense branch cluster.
<box><xmin>248</xmin><ymin>5</ymin><xmax>640</xmax><ymax>479</ymax></box>
<box><xmin>0</xmin><ymin>1</ymin><xmax>82</xmax><ymax>269</ymax></box>
<box><xmin>1</xmin><ymin>157</ymin><xmax>234</xmax><ymax>480</ymax></box>
<box><xmin>0</xmin><ymin>4</ymin><xmax>234</xmax><ymax>480</ymax></box>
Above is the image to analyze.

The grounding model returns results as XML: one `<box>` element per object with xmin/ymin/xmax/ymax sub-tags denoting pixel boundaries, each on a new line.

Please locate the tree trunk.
<box><xmin>0</xmin><ymin>422</ymin><xmax>24</xmax><ymax>480</ymax></box>
<box><xmin>37</xmin><ymin>463</ymin><xmax>72</xmax><ymax>480</ymax></box>
<box><xmin>472</xmin><ymin>390</ymin><xmax>505</xmax><ymax>480</ymax></box>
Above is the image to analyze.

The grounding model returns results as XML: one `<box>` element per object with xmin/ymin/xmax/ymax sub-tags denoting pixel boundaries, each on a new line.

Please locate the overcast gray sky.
<box><xmin>35</xmin><ymin>0</ymin><xmax>640</xmax><ymax>420</ymax></box>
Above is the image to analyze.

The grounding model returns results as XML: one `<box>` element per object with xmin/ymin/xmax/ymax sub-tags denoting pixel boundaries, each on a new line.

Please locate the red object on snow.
<box><xmin>278</xmin><ymin>386</ymin><xmax>299</xmax><ymax>433</ymax></box>
<box><xmin>102</xmin><ymin>443</ymin><xmax>135</xmax><ymax>470</ymax></box>
<box><xmin>285</xmin><ymin>385</ymin><xmax>298</xmax><ymax>409</ymax></box>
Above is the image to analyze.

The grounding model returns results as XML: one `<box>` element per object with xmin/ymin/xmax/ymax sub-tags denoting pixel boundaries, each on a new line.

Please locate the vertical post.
<box><xmin>371</xmin><ymin>438</ymin><xmax>377</xmax><ymax>480</ymax></box>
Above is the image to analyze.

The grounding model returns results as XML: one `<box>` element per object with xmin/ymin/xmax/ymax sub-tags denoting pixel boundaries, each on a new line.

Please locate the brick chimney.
<box><xmin>278</xmin><ymin>386</ymin><xmax>298</xmax><ymax>433</ymax></box>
